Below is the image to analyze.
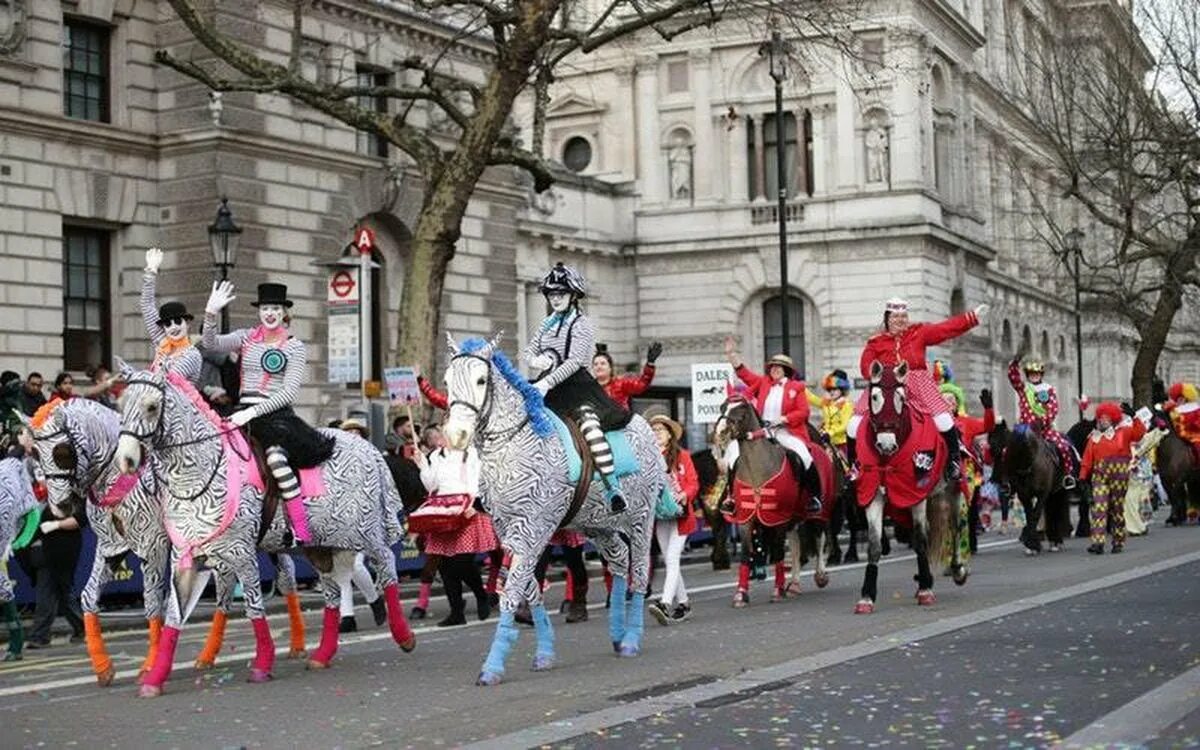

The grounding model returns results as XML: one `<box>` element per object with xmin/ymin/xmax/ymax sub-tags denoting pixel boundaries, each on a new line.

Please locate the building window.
<box><xmin>762</xmin><ymin>293</ymin><xmax>804</xmax><ymax>369</ymax></box>
<box><xmin>355</xmin><ymin>66</ymin><xmax>389</xmax><ymax>158</ymax></box>
<box><xmin>747</xmin><ymin>113</ymin><xmax>800</xmax><ymax>200</ymax></box>
<box><xmin>666</xmin><ymin>58</ymin><xmax>689</xmax><ymax>94</ymax></box>
<box><xmin>62</xmin><ymin>226</ymin><xmax>111</xmax><ymax>371</ymax></box>
<box><xmin>62</xmin><ymin>19</ymin><xmax>110</xmax><ymax>123</ymax></box>
<box><xmin>860</xmin><ymin>37</ymin><xmax>885</xmax><ymax>76</ymax></box>
<box><xmin>563</xmin><ymin>136</ymin><xmax>592</xmax><ymax>172</ymax></box>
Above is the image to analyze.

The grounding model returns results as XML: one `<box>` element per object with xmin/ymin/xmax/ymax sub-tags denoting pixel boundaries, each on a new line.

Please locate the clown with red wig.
<box><xmin>1079</xmin><ymin>402</ymin><xmax>1150</xmax><ymax>554</ymax></box>
<box><xmin>1165</xmin><ymin>382</ymin><xmax>1200</xmax><ymax>457</ymax></box>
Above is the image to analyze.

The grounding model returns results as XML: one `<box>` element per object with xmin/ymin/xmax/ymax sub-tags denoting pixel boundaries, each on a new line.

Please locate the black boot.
<box><xmin>370</xmin><ymin>598</ymin><xmax>387</xmax><ymax>627</ymax></box>
<box><xmin>802</xmin><ymin>462</ymin><xmax>824</xmax><ymax>515</ymax></box>
<box><xmin>940</xmin><ymin>427</ymin><xmax>962</xmax><ymax>481</ymax></box>
<box><xmin>339</xmin><ymin>615</ymin><xmax>358</xmax><ymax>633</ymax></box>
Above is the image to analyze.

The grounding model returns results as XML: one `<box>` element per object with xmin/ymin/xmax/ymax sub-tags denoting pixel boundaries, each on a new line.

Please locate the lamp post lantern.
<box><xmin>208</xmin><ymin>197</ymin><xmax>242</xmax><ymax>333</ymax></box>
<box><xmin>1064</xmin><ymin>227</ymin><xmax>1085</xmax><ymax>416</ymax></box>
<box><xmin>760</xmin><ymin>29</ymin><xmax>794</xmax><ymax>357</ymax></box>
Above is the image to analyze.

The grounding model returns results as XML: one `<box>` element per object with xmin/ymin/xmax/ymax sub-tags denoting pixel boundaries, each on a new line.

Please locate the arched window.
<box><xmin>1001</xmin><ymin>319</ymin><xmax>1013</xmax><ymax>351</ymax></box>
<box><xmin>762</xmin><ymin>293</ymin><xmax>804</xmax><ymax>371</ymax></box>
<box><xmin>664</xmin><ymin>127</ymin><xmax>694</xmax><ymax>202</ymax></box>
<box><xmin>1040</xmin><ymin>330</ymin><xmax>1051</xmax><ymax>360</ymax></box>
<box><xmin>950</xmin><ymin>288</ymin><xmax>965</xmax><ymax>315</ymax></box>
<box><xmin>1021</xmin><ymin>324</ymin><xmax>1033</xmax><ymax>353</ymax></box>
<box><xmin>1057</xmin><ymin>335</ymin><xmax>1067</xmax><ymax>360</ymax></box>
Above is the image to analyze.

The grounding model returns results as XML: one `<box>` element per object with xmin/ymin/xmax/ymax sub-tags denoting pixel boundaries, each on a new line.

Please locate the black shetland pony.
<box><xmin>988</xmin><ymin>422</ymin><xmax>1072</xmax><ymax>554</ymax></box>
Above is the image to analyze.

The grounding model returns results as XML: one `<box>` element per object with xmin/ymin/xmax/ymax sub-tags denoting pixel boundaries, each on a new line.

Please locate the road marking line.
<box><xmin>1060</xmin><ymin>662</ymin><xmax>1200</xmax><ymax>748</ymax></box>
<box><xmin>462</xmin><ymin>547</ymin><xmax>1200</xmax><ymax>750</ymax></box>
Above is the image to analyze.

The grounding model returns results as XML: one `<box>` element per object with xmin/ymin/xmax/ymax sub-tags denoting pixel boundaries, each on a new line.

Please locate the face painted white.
<box><xmin>164</xmin><ymin>320</ymin><xmax>189</xmax><ymax>341</ymax></box>
<box><xmin>546</xmin><ymin>292</ymin><xmax>571</xmax><ymax>313</ymax></box>
<box><xmin>258</xmin><ymin>304</ymin><xmax>285</xmax><ymax>330</ymax></box>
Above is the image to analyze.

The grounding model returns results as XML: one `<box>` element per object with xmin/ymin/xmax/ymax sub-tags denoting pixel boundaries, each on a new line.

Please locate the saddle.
<box><xmin>244</xmin><ymin>437</ymin><xmax>330</xmax><ymax>545</ymax></box>
<box><xmin>555</xmin><ymin>415</ymin><xmax>595</xmax><ymax>530</ymax></box>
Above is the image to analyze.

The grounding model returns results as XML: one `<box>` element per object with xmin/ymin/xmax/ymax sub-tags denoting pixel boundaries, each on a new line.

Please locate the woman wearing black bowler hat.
<box><xmin>201</xmin><ymin>279</ymin><xmax>334</xmax><ymax>546</ymax></box>
<box><xmin>141</xmin><ymin>247</ymin><xmax>203</xmax><ymax>384</ymax></box>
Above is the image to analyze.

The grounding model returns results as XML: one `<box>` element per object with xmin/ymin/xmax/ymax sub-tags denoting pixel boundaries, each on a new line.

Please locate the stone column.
<box><xmin>753</xmin><ymin>115</ymin><xmax>767</xmax><ymax>200</ymax></box>
<box><xmin>835</xmin><ymin>75</ymin><xmax>858</xmax><ymax>190</ymax></box>
<box><xmin>809</xmin><ymin>106</ymin><xmax>827</xmax><ymax>195</ymax></box>
<box><xmin>729</xmin><ymin>107</ymin><xmax>749</xmax><ymax>201</ymax></box>
<box><xmin>795</xmin><ymin>106</ymin><xmax>809</xmax><ymax>197</ymax></box>
<box><xmin>635</xmin><ymin>53</ymin><xmax>660</xmax><ymax>203</ymax></box>
<box><xmin>690</xmin><ymin>48</ymin><xmax>713</xmax><ymax>200</ymax></box>
<box><xmin>613</xmin><ymin>62</ymin><xmax>637</xmax><ymax>182</ymax></box>
<box><xmin>889</xmin><ymin>32</ymin><xmax>923</xmax><ymax>189</ymax></box>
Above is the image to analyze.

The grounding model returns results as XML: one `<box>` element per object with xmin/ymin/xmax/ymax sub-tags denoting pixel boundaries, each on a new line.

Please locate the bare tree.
<box><xmin>157</xmin><ymin>0</ymin><xmax>863</xmax><ymax>375</ymax></box>
<box><xmin>1003</xmin><ymin>0</ymin><xmax>1200</xmax><ymax>405</ymax></box>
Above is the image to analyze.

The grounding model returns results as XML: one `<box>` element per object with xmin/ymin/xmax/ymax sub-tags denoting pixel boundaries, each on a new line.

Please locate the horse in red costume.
<box><xmin>716</xmin><ymin>391</ymin><xmax>834</xmax><ymax>606</ymax></box>
<box><xmin>854</xmin><ymin>361</ymin><xmax>964</xmax><ymax>614</ymax></box>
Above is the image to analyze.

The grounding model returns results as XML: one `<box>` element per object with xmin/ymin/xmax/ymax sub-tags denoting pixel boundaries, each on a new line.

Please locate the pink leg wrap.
<box><xmin>141</xmin><ymin>626</ymin><xmax>181</xmax><ymax>689</ymax></box>
<box><xmin>311</xmin><ymin>607</ymin><xmax>340</xmax><ymax>666</ymax></box>
<box><xmin>563</xmin><ymin>568</ymin><xmax>575</xmax><ymax>602</ymax></box>
<box><xmin>774</xmin><ymin>562</ymin><xmax>787</xmax><ymax>591</ymax></box>
<box><xmin>384</xmin><ymin>583</ymin><xmax>413</xmax><ymax>645</ymax></box>
<box><xmin>416</xmin><ymin>581</ymin><xmax>432</xmax><ymax>610</ymax></box>
<box><xmin>737</xmin><ymin>562</ymin><xmax>751</xmax><ymax>591</ymax></box>
<box><xmin>284</xmin><ymin>499</ymin><xmax>312</xmax><ymax>543</ymax></box>
<box><xmin>251</xmin><ymin>617</ymin><xmax>275</xmax><ymax>675</ymax></box>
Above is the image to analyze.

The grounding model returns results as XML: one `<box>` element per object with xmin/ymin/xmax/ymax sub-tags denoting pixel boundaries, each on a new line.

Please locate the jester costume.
<box><xmin>1079</xmin><ymin>402</ymin><xmax>1146</xmax><ymax>553</ymax></box>
<box><xmin>1007</xmin><ymin>357</ymin><xmax>1078</xmax><ymax>488</ymax></box>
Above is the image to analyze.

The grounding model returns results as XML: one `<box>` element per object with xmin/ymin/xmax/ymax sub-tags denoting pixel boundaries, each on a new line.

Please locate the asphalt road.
<box><xmin>2</xmin><ymin>520</ymin><xmax>1199</xmax><ymax>750</ymax></box>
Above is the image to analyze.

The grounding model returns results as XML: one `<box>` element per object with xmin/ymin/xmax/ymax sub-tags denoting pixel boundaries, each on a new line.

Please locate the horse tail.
<box><xmin>924</xmin><ymin>481</ymin><xmax>958</xmax><ymax>568</ymax></box>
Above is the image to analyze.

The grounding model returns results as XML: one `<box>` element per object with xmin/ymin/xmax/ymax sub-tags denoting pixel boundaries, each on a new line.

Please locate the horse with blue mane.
<box><xmin>442</xmin><ymin>333</ymin><xmax>664</xmax><ymax>686</ymax></box>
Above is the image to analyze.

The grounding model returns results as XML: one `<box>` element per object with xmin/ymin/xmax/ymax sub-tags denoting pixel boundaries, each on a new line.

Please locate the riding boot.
<box><xmin>578</xmin><ymin>407</ymin><xmax>625</xmax><ymax>513</ymax></box>
<box><xmin>802</xmin><ymin>463</ymin><xmax>824</xmax><ymax>515</ymax></box>
<box><xmin>845</xmin><ymin>436</ymin><xmax>861</xmax><ymax>481</ymax></box>
<box><xmin>940</xmin><ymin>428</ymin><xmax>962</xmax><ymax>481</ymax></box>
<box><xmin>268</xmin><ymin>448</ymin><xmax>310</xmax><ymax>545</ymax></box>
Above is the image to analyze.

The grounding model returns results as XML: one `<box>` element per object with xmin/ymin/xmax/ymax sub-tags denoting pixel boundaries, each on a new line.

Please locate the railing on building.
<box><xmin>750</xmin><ymin>203</ymin><xmax>804</xmax><ymax>226</ymax></box>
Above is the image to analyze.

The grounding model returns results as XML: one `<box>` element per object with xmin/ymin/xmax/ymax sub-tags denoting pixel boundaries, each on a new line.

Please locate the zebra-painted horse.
<box><xmin>1</xmin><ymin>456</ymin><xmax>39</xmax><ymax>661</ymax></box>
<box><xmin>853</xmin><ymin>361</ymin><xmax>963</xmax><ymax>614</ymax></box>
<box><xmin>19</xmin><ymin>397</ymin><xmax>313</xmax><ymax>686</ymax></box>
<box><xmin>113</xmin><ymin>365</ymin><xmax>413</xmax><ymax>697</ymax></box>
<box><xmin>442</xmin><ymin>333</ymin><xmax>664</xmax><ymax>686</ymax></box>
<box><xmin>714</xmin><ymin>394</ymin><xmax>833</xmax><ymax>607</ymax></box>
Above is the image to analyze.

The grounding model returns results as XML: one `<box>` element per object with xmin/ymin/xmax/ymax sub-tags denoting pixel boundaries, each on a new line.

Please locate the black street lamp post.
<box><xmin>208</xmin><ymin>197</ymin><xmax>242</xmax><ymax>333</ymax></box>
<box><xmin>761</xmin><ymin>30</ymin><xmax>793</xmax><ymax>357</ymax></box>
<box><xmin>1064</xmin><ymin>228</ymin><xmax>1085</xmax><ymax>415</ymax></box>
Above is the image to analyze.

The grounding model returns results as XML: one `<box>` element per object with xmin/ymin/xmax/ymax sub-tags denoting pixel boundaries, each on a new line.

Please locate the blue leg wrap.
<box><xmin>608</xmin><ymin>576</ymin><xmax>628</xmax><ymax>652</ymax></box>
<box><xmin>531</xmin><ymin>604</ymin><xmax>555</xmax><ymax>670</ymax></box>
<box><xmin>479</xmin><ymin>611</ymin><xmax>518</xmax><ymax>684</ymax></box>
<box><xmin>619</xmin><ymin>592</ymin><xmax>645</xmax><ymax>657</ymax></box>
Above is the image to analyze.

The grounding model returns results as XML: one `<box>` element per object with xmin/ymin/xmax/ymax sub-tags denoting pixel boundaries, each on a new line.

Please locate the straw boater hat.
<box><xmin>764</xmin><ymin>354</ymin><xmax>797</xmax><ymax>377</ymax></box>
<box><xmin>647</xmin><ymin>414</ymin><xmax>684</xmax><ymax>442</ymax></box>
<box><xmin>341</xmin><ymin>417</ymin><xmax>369</xmax><ymax>437</ymax></box>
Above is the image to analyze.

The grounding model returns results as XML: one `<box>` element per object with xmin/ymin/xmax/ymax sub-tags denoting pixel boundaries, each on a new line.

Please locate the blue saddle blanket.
<box><xmin>547</xmin><ymin>410</ymin><xmax>638</xmax><ymax>484</ymax></box>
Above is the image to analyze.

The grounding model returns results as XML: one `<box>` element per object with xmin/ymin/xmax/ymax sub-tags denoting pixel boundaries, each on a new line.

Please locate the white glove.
<box><xmin>229</xmin><ymin>409</ymin><xmax>255</xmax><ymax>427</ymax></box>
<box><xmin>39</xmin><ymin>520</ymin><xmax>60</xmax><ymax>535</ymax></box>
<box><xmin>533</xmin><ymin>379</ymin><xmax>551</xmax><ymax>396</ymax></box>
<box><xmin>1135</xmin><ymin>406</ymin><xmax>1153</xmax><ymax>426</ymax></box>
<box><xmin>526</xmin><ymin>352</ymin><xmax>553</xmax><ymax>371</ymax></box>
<box><xmin>145</xmin><ymin>247</ymin><xmax>164</xmax><ymax>274</ymax></box>
<box><xmin>973</xmin><ymin>303</ymin><xmax>990</xmax><ymax>322</ymax></box>
<box><xmin>205</xmin><ymin>280</ymin><xmax>236</xmax><ymax>315</ymax></box>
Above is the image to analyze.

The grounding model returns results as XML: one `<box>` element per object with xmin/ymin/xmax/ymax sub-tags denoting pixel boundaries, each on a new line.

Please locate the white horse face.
<box><xmin>115</xmin><ymin>375</ymin><xmax>165</xmax><ymax>474</ymax></box>
<box><xmin>444</xmin><ymin>354</ymin><xmax>490</xmax><ymax>451</ymax></box>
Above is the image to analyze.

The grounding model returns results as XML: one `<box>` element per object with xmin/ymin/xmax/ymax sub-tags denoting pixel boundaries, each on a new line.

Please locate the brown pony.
<box><xmin>853</xmin><ymin>361</ymin><xmax>961</xmax><ymax>614</ymax></box>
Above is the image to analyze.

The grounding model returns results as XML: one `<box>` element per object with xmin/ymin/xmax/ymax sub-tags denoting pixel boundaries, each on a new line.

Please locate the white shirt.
<box><xmin>762</xmin><ymin>380</ymin><xmax>786</xmax><ymax>423</ymax></box>
<box><xmin>418</xmin><ymin>447</ymin><xmax>480</xmax><ymax>497</ymax></box>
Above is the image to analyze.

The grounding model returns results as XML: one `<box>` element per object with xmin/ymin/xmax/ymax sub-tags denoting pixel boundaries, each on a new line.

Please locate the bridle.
<box><xmin>447</xmin><ymin>352</ymin><xmax>529</xmax><ymax>443</ymax></box>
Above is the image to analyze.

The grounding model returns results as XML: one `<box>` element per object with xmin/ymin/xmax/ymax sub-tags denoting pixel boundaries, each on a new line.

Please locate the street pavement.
<box><xmin>1</xmin><ymin>520</ymin><xmax>1199</xmax><ymax>749</ymax></box>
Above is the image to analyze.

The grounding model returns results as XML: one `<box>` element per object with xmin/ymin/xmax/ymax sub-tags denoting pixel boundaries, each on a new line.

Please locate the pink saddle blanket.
<box><xmin>246</xmin><ymin>462</ymin><xmax>326</xmax><ymax>500</ymax></box>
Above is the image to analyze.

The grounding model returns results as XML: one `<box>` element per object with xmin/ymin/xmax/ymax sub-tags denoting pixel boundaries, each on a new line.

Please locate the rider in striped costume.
<box><xmin>525</xmin><ymin>263</ymin><xmax>631</xmax><ymax>514</ymax></box>
<box><xmin>201</xmin><ymin>281</ymin><xmax>334</xmax><ymax>545</ymax></box>
<box><xmin>141</xmin><ymin>248</ymin><xmax>202</xmax><ymax>384</ymax></box>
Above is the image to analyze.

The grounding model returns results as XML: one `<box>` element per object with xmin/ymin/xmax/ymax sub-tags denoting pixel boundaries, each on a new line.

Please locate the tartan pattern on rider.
<box><xmin>1089</xmin><ymin>457</ymin><xmax>1130</xmax><ymax>546</ymax></box>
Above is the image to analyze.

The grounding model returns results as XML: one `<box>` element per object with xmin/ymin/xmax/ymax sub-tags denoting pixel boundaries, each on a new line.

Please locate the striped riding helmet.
<box><xmin>539</xmin><ymin>262</ymin><xmax>588</xmax><ymax>298</ymax></box>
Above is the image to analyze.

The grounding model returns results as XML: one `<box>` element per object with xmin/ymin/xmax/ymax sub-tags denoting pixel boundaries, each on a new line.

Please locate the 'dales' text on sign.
<box><xmin>691</xmin><ymin>363</ymin><xmax>735</xmax><ymax>424</ymax></box>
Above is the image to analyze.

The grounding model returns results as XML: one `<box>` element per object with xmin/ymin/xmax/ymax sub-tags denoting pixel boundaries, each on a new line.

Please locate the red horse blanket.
<box><xmin>856</xmin><ymin>411</ymin><xmax>946</xmax><ymax>517</ymax></box>
<box><xmin>727</xmin><ymin>439</ymin><xmax>835</xmax><ymax>527</ymax></box>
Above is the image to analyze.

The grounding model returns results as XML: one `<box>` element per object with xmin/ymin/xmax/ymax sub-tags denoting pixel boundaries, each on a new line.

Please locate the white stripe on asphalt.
<box><xmin>0</xmin><ymin>539</ymin><xmax>1015</xmax><ymax>698</ymax></box>
<box><xmin>463</xmin><ymin>546</ymin><xmax>1200</xmax><ymax>750</ymax></box>
<box><xmin>1060</xmin><ymin>662</ymin><xmax>1200</xmax><ymax>748</ymax></box>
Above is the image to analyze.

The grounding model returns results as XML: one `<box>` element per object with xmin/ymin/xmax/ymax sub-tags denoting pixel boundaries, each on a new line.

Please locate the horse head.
<box><xmin>443</xmin><ymin>331</ymin><xmax>534</xmax><ymax>450</ymax></box>
<box><xmin>18</xmin><ymin>398</ymin><xmax>115</xmax><ymax>517</ymax></box>
<box><xmin>867</xmin><ymin>360</ymin><xmax>910</xmax><ymax>457</ymax></box>
<box><xmin>114</xmin><ymin>366</ymin><xmax>169</xmax><ymax>475</ymax></box>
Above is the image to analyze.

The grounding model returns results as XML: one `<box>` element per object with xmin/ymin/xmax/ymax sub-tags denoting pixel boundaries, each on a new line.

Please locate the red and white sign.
<box><xmin>355</xmin><ymin>227</ymin><xmax>375</xmax><ymax>254</ymax></box>
<box><xmin>327</xmin><ymin>269</ymin><xmax>359</xmax><ymax>304</ymax></box>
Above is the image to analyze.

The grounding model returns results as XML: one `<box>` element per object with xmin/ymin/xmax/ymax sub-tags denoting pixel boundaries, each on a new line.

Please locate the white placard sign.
<box><xmin>691</xmin><ymin>363</ymin><xmax>736</xmax><ymax>424</ymax></box>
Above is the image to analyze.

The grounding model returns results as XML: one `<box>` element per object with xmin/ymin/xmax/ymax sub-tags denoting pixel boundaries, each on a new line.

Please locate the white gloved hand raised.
<box><xmin>1135</xmin><ymin>406</ymin><xmax>1153</xmax><ymax>426</ymax></box>
<box><xmin>206</xmin><ymin>280</ymin><xmax>236</xmax><ymax>315</ymax></box>
<box><xmin>974</xmin><ymin>303</ymin><xmax>990</xmax><ymax>322</ymax></box>
<box><xmin>145</xmin><ymin>247</ymin><xmax>164</xmax><ymax>274</ymax></box>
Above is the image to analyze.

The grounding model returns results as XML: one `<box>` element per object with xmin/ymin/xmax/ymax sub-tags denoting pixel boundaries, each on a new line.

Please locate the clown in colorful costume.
<box><xmin>723</xmin><ymin>337</ymin><xmax>823</xmax><ymax>514</ymax></box>
<box><xmin>1080</xmin><ymin>402</ymin><xmax>1149</xmax><ymax>554</ymax></box>
<box><xmin>202</xmin><ymin>281</ymin><xmax>334</xmax><ymax>544</ymax></box>
<box><xmin>140</xmin><ymin>248</ymin><xmax>202</xmax><ymax>384</ymax></box>
<box><xmin>848</xmin><ymin>297</ymin><xmax>988</xmax><ymax>480</ymax></box>
<box><xmin>524</xmin><ymin>262</ymin><xmax>631</xmax><ymax>513</ymax></box>
<box><xmin>1165</xmin><ymin>383</ymin><xmax>1200</xmax><ymax>458</ymax></box>
<box><xmin>1008</xmin><ymin>354</ymin><xmax>1077</xmax><ymax>489</ymax></box>
<box><xmin>807</xmin><ymin>369</ymin><xmax>854</xmax><ymax>455</ymax></box>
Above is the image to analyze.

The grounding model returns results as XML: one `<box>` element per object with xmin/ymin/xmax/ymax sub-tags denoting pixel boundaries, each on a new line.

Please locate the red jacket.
<box><xmin>602</xmin><ymin>364</ymin><xmax>656</xmax><ymax>410</ymax></box>
<box><xmin>1080</xmin><ymin>420</ymin><xmax>1146</xmax><ymax>481</ymax></box>
<box><xmin>734</xmin><ymin>364</ymin><xmax>811</xmax><ymax>439</ymax></box>
<box><xmin>668</xmin><ymin>450</ymin><xmax>700</xmax><ymax>535</ymax></box>
<box><xmin>417</xmin><ymin>376</ymin><xmax>448</xmax><ymax>410</ymax></box>
<box><xmin>859</xmin><ymin>311</ymin><xmax>980</xmax><ymax>378</ymax></box>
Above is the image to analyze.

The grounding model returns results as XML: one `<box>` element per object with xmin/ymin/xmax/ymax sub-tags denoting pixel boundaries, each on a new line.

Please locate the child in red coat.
<box><xmin>1079</xmin><ymin>402</ymin><xmax>1148</xmax><ymax>554</ymax></box>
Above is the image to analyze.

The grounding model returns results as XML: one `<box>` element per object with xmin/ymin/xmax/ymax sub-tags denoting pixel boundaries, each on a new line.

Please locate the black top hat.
<box><xmin>156</xmin><ymin>301</ymin><xmax>194</xmax><ymax>325</ymax></box>
<box><xmin>251</xmin><ymin>283</ymin><xmax>294</xmax><ymax>308</ymax></box>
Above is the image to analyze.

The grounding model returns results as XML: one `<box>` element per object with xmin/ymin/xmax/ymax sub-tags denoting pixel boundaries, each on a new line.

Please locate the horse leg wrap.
<box><xmin>140</xmin><ymin>626</ymin><xmax>181</xmax><ymax>693</ymax></box>
<box><xmin>737</xmin><ymin>562</ymin><xmax>751</xmax><ymax>592</ymax></box>
<box><xmin>249</xmin><ymin>617</ymin><xmax>275</xmax><ymax>681</ymax></box>
<box><xmin>268</xmin><ymin>448</ymin><xmax>311</xmax><ymax>543</ymax></box>
<box><xmin>480</xmin><ymin>611</ymin><xmax>519</xmax><ymax>683</ymax></box>
<box><xmin>416</xmin><ymin>581</ymin><xmax>432</xmax><ymax>611</ymax></box>
<box><xmin>563</xmin><ymin>568</ymin><xmax>575</xmax><ymax>603</ymax></box>
<box><xmin>619</xmin><ymin>592</ymin><xmax>645</xmax><ymax>656</ymax></box>
<box><xmin>83</xmin><ymin>612</ymin><xmax>113</xmax><ymax>681</ymax></box>
<box><xmin>196</xmin><ymin>610</ymin><xmax>228</xmax><ymax>667</ymax></box>
<box><xmin>774</xmin><ymin>561</ymin><xmax>787</xmax><ymax>593</ymax></box>
<box><xmin>383</xmin><ymin>582</ymin><xmax>414</xmax><ymax>648</ymax></box>
<box><xmin>3</xmin><ymin>600</ymin><xmax>22</xmax><ymax>658</ymax></box>
<box><xmin>140</xmin><ymin>617</ymin><xmax>163</xmax><ymax>676</ymax></box>
<box><xmin>608</xmin><ymin>576</ymin><xmax>629</xmax><ymax>650</ymax></box>
<box><xmin>531</xmin><ymin>604</ymin><xmax>555</xmax><ymax>670</ymax></box>
<box><xmin>286</xmin><ymin>592</ymin><xmax>306</xmax><ymax>656</ymax></box>
<box><xmin>861</xmin><ymin>563</ymin><xmax>879</xmax><ymax>602</ymax></box>
<box><xmin>311</xmin><ymin>607</ymin><xmax>340</xmax><ymax>666</ymax></box>
<box><xmin>916</xmin><ymin>551</ymin><xmax>934</xmax><ymax>591</ymax></box>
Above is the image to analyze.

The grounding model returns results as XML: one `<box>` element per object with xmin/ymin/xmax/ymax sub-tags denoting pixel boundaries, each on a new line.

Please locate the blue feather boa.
<box><xmin>460</xmin><ymin>338</ymin><xmax>554</xmax><ymax>438</ymax></box>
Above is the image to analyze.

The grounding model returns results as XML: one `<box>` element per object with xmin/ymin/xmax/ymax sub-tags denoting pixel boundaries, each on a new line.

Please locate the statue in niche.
<box><xmin>667</xmin><ymin>136</ymin><xmax>693</xmax><ymax>200</ymax></box>
<box><xmin>865</xmin><ymin>126</ymin><xmax>890</xmax><ymax>183</ymax></box>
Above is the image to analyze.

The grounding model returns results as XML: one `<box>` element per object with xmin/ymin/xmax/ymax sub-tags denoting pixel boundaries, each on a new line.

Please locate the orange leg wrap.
<box><xmin>83</xmin><ymin>612</ymin><xmax>114</xmax><ymax>684</ymax></box>
<box><xmin>195</xmin><ymin>610</ymin><xmax>228</xmax><ymax>668</ymax></box>
<box><xmin>286</xmin><ymin>592</ymin><xmax>306</xmax><ymax>656</ymax></box>
<box><xmin>140</xmin><ymin>617</ymin><xmax>164</xmax><ymax>675</ymax></box>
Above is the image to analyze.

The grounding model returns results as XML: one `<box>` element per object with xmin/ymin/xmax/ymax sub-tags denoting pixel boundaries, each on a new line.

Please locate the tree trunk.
<box><xmin>1130</xmin><ymin>274</ymin><xmax>1184</xmax><ymax>406</ymax></box>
